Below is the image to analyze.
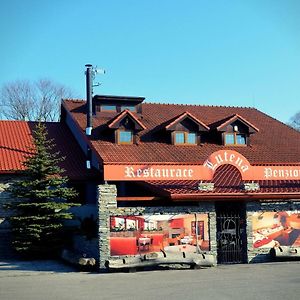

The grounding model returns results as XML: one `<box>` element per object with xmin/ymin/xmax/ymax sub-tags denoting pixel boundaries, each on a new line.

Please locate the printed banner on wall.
<box><xmin>252</xmin><ymin>211</ymin><xmax>300</xmax><ymax>248</ymax></box>
<box><xmin>109</xmin><ymin>214</ymin><xmax>209</xmax><ymax>256</ymax></box>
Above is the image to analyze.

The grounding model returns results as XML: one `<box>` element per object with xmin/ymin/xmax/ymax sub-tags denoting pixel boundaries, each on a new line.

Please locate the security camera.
<box><xmin>94</xmin><ymin>68</ymin><xmax>105</xmax><ymax>75</ymax></box>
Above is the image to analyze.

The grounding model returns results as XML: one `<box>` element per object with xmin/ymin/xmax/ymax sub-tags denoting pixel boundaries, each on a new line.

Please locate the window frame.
<box><xmin>117</xmin><ymin>129</ymin><xmax>134</xmax><ymax>145</ymax></box>
<box><xmin>173</xmin><ymin>131</ymin><xmax>198</xmax><ymax>145</ymax></box>
<box><xmin>101</xmin><ymin>105</ymin><xmax>117</xmax><ymax>112</ymax></box>
<box><xmin>224</xmin><ymin>133</ymin><xmax>247</xmax><ymax>146</ymax></box>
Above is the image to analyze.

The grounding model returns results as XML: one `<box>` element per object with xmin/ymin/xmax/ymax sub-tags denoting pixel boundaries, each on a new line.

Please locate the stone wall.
<box><xmin>96</xmin><ymin>184</ymin><xmax>300</xmax><ymax>270</ymax></box>
<box><xmin>97</xmin><ymin>184</ymin><xmax>217</xmax><ymax>271</ymax></box>
<box><xmin>0</xmin><ymin>175</ymin><xmax>18</xmax><ymax>258</ymax></box>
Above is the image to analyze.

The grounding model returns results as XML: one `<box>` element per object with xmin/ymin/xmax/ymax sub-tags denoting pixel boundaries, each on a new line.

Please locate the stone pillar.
<box><xmin>246</xmin><ymin>210</ymin><xmax>255</xmax><ymax>263</ymax></box>
<box><xmin>97</xmin><ymin>184</ymin><xmax>117</xmax><ymax>271</ymax></box>
<box><xmin>208</xmin><ymin>211</ymin><xmax>217</xmax><ymax>257</ymax></box>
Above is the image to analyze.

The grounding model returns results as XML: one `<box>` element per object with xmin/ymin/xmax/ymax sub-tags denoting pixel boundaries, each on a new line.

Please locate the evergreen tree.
<box><xmin>7</xmin><ymin>122</ymin><xmax>79</xmax><ymax>257</ymax></box>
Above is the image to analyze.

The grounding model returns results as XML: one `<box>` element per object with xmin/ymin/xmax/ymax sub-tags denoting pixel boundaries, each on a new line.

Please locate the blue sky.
<box><xmin>0</xmin><ymin>0</ymin><xmax>299</xmax><ymax>123</ymax></box>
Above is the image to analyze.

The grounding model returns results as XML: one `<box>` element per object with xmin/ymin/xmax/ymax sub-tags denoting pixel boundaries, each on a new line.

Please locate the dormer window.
<box><xmin>224</xmin><ymin>133</ymin><xmax>246</xmax><ymax>145</ymax></box>
<box><xmin>174</xmin><ymin>131</ymin><xmax>197</xmax><ymax>145</ymax></box>
<box><xmin>215</xmin><ymin>114</ymin><xmax>259</xmax><ymax>147</ymax></box>
<box><xmin>118</xmin><ymin>130</ymin><xmax>133</xmax><ymax>144</ymax></box>
<box><xmin>164</xmin><ymin>112</ymin><xmax>209</xmax><ymax>146</ymax></box>
<box><xmin>106</xmin><ymin>110</ymin><xmax>146</xmax><ymax>145</ymax></box>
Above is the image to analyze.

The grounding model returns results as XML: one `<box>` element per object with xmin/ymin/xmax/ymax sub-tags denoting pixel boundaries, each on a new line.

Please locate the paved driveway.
<box><xmin>0</xmin><ymin>260</ymin><xmax>300</xmax><ymax>300</ymax></box>
<box><xmin>0</xmin><ymin>260</ymin><xmax>76</xmax><ymax>277</ymax></box>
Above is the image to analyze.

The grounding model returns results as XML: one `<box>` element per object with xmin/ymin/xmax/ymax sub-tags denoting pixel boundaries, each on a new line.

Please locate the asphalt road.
<box><xmin>0</xmin><ymin>260</ymin><xmax>300</xmax><ymax>300</ymax></box>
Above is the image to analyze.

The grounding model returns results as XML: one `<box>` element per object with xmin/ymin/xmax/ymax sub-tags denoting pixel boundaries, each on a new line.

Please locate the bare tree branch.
<box><xmin>288</xmin><ymin>112</ymin><xmax>300</xmax><ymax>131</ymax></box>
<box><xmin>0</xmin><ymin>79</ymin><xmax>76</xmax><ymax>121</ymax></box>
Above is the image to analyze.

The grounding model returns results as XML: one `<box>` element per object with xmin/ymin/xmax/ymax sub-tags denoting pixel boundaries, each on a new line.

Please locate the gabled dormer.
<box><xmin>214</xmin><ymin>114</ymin><xmax>259</xmax><ymax>146</ymax></box>
<box><xmin>107</xmin><ymin>110</ymin><xmax>146</xmax><ymax>144</ymax></box>
<box><xmin>164</xmin><ymin>112</ymin><xmax>209</xmax><ymax>145</ymax></box>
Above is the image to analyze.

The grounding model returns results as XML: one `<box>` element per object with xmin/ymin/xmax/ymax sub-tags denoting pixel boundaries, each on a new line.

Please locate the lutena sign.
<box><xmin>103</xmin><ymin>150</ymin><xmax>300</xmax><ymax>181</ymax></box>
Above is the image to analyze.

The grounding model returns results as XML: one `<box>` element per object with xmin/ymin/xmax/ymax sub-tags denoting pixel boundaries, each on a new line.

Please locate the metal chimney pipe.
<box><xmin>85</xmin><ymin>64</ymin><xmax>93</xmax><ymax>136</ymax></box>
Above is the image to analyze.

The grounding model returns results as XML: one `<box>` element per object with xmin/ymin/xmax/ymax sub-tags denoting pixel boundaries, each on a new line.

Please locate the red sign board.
<box><xmin>103</xmin><ymin>150</ymin><xmax>300</xmax><ymax>181</ymax></box>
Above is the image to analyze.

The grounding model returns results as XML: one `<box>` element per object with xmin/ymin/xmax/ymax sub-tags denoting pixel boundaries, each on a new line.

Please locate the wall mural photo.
<box><xmin>252</xmin><ymin>211</ymin><xmax>300</xmax><ymax>248</ymax></box>
<box><xmin>109</xmin><ymin>214</ymin><xmax>209</xmax><ymax>256</ymax></box>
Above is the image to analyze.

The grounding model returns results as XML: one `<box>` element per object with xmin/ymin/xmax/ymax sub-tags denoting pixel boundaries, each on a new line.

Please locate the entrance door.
<box><xmin>216</xmin><ymin>202</ymin><xmax>247</xmax><ymax>264</ymax></box>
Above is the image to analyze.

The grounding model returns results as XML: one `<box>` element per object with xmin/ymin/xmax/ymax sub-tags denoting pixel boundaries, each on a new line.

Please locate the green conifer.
<box><xmin>7</xmin><ymin>122</ymin><xmax>79</xmax><ymax>257</ymax></box>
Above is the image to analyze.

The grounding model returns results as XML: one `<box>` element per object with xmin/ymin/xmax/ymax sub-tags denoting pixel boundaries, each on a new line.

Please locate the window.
<box><xmin>224</xmin><ymin>133</ymin><xmax>247</xmax><ymax>145</ymax></box>
<box><xmin>118</xmin><ymin>130</ymin><xmax>133</xmax><ymax>144</ymax></box>
<box><xmin>101</xmin><ymin>105</ymin><xmax>116</xmax><ymax>112</ymax></box>
<box><xmin>186</xmin><ymin>132</ymin><xmax>197</xmax><ymax>144</ymax></box>
<box><xmin>175</xmin><ymin>132</ymin><xmax>185</xmax><ymax>144</ymax></box>
<box><xmin>174</xmin><ymin>131</ymin><xmax>197</xmax><ymax>145</ymax></box>
<box><xmin>236</xmin><ymin>134</ymin><xmax>246</xmax><ymax>145</ymax></box>
<box><xmin>121</xmin><ymin>105</ymin><xmax>136</xmax><ymax>112</ymax></box>
<box><xmin>225</xmin><ymin>133</ymin><xmax>235</xmax><ymax>145</ymax></box>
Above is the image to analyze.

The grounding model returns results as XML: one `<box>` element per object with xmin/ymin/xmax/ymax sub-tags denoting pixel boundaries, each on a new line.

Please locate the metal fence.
<box><xmin>217</xmin><ymin>213</ymin><xmax>245</xmax><ymax>264</ymax></box>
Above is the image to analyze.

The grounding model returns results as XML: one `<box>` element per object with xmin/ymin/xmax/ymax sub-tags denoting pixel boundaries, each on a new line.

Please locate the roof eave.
<box><xmin>170</xmin><ymin>192</ymin><xmax>300</xmax><ymax>201</ymax></box>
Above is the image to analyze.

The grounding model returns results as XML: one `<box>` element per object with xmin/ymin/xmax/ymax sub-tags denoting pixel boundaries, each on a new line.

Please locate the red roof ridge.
<box><xmin>63</xmin><ymin>98</ymin><xmax>257</xmax><ymax>110</ymax></box>
<box><xmin>0</xmin><ymin>120</ymin><xmax>30</xmax><ymax>124</ymax></box>
<box><xmin>143</xmin><ymin>101</ymin><xmax>256</xmax><ymax>110</ymax></box>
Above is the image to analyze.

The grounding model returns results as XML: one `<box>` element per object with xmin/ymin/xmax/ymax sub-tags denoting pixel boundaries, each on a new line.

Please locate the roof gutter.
<box><xmin>170</xmin><ymin>192</ymin><xmax>300</xmax><ymax>201</ymax></box>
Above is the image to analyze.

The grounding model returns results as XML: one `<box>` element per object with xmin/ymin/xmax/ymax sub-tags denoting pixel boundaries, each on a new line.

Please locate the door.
<box><xmin>216</xmin><ymin>202</ymin><xmax>247</xmax><ymax>264</ymax></box>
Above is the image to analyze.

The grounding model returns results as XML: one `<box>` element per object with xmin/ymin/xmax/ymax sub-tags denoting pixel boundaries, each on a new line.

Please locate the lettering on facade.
<box><xmin>204</xmin><ymin>151</ymin><xmax>250</xmax><ymax>173</ymax></box>
<box><xmin>264</xmin><ymin>167</ymin><xmax>300</xmax><ymax>179</ymax></box>
<box><xmin>124</xmin><ymin>166</ymin><xmax>194</xmax><ymax>179</ymax></box>
<box><xmin>104</xmin><ymin>150</ymin><xmax>300</xmax><ymax>181</ymax></box>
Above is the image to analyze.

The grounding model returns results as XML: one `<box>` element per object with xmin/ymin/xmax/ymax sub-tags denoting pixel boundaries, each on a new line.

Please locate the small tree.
<box><xmin>7</xmin><ymin>123</ymin><xmax>79</xmax><ymax>257</ymax></box>
<box><xmin>288</xmin><ymin>112</ymin><xmax>300</xmax><ymax>132</ymax></box>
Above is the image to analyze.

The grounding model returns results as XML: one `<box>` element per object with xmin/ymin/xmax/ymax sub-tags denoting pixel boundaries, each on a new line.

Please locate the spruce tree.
<box><xmin>8</xmin><ymin>122</ymin><xmax>79</xmax><ymax>258</ymax></box>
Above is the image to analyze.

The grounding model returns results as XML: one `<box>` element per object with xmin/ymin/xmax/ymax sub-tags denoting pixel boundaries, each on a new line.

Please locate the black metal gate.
<box><xmin>216</xmin><ymin>210</ymin><xmax>246</xmax><ymax>264</ymax></box>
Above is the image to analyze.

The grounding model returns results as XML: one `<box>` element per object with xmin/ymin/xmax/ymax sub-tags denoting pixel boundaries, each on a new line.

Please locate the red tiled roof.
<box><xmin>0</xmin><ymin>121</ymin><xmax>94</xmax><ymax>180</ymax></box>
<box><xmin>0</xmin><ymin>121</ymin><xmax>33</xmax><ymax>172</ymax></box>
<box><xmin>62</xmin><ymin>99</ymin><xmax>300</xmax><ymax>165</ymax></box>
<box><xmin>144</xmin><ymin>165</ymin><xmax>300</xmax><ymax>199</ymax></box>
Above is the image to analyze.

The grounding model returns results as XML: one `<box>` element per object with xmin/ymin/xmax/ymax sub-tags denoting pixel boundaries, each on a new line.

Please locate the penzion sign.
<box><xmin>103</xmin><ymin>150</ymin><xmax>300</xmax><ymax>181</ymax></box>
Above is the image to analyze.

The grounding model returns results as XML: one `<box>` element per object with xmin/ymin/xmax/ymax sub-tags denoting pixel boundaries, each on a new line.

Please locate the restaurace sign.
<box><xmin>124</xmin><ymin>166</ymin><xmax>195</xmax><ymax>179</ymax></box>
<box><xmin>103</xmin><ymin>150</ymin><xmax>300</xmax><ymax>181</ymax></box>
